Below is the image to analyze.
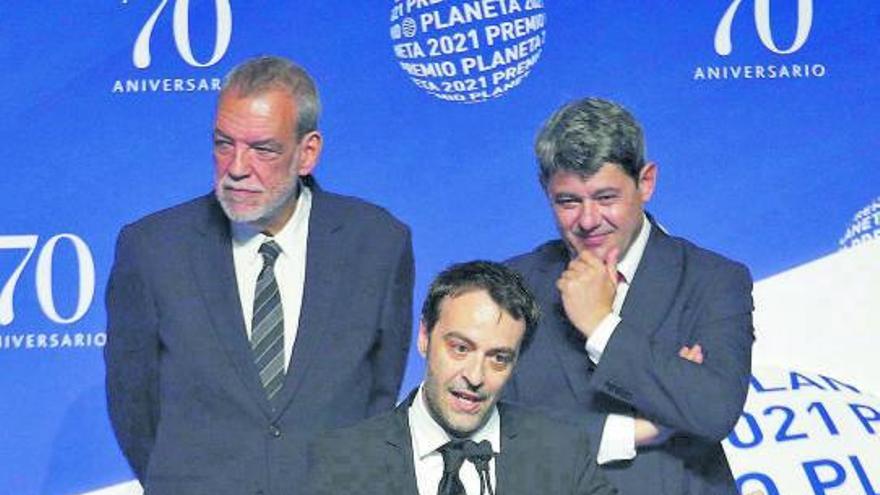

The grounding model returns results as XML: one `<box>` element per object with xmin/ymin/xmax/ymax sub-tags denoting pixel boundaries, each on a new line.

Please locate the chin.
<box><xmin>447</xmin><ymin>425</ymin><xmax>478</xmax><ymax>438</ymax></box>
<box><xmin>220</xmin><ymin>202</ymin><xmax>265</xmax><ymax>224</ymax></box>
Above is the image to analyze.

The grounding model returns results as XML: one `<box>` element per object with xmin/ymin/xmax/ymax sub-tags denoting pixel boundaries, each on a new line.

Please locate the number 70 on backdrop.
<box><xmin>0</xmin><ymin>235</ymin><xmax>95</xmax><ymax>326</ymax></box>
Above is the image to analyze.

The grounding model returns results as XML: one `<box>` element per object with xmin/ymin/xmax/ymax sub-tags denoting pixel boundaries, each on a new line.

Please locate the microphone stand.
<box><xmin>465</xmin><ymin>440</ymin><xmax>495</xmax><ymax>495</ymax></box>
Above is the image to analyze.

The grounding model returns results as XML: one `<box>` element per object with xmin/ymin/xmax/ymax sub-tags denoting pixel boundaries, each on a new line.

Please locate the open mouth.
<box><xmin>450</xmin><ymin>390</ymin><xmax>484</xmax><ymax>414</ymax></box>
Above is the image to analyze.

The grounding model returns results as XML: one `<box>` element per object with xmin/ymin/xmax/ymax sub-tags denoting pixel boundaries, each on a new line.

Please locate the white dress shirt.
<box><xmin>583</xmin><ymin>215</ymin><xmax>652</xmax><ymax>464</ymax></box>
<box><xmin>231</xmin><ymin>184</ymin><xmax>312</xmax><ymax>372</ymax></box>
<box><xmin>408</xmin><ymin>386</ymin><xmax>500</xmax><ymax>495</ymax></box>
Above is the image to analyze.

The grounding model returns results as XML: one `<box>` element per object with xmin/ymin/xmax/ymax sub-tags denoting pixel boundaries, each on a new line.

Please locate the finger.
<box><xmin>605</xmin><ymin>247</ymin><xmax>620</xmax><ymax>284</ymax></box>
<box><xmin>692</xmin><ymin>344</ymin><xmax>704</xmax><ymax>364</ymax></box>
<box><xmin>570</xmin><ymin>256</ymin><xmax>608</xmax><ymax>276</ymax></box>
<box><xmin>678</xmin><ymin>345</ymin><xmax>703</xmax><ymax>364</ymax></box>
<box><xmin>567</xmin><ymin>258</ymin><xmax>590</xmax><ymax>273</ymax></box>
<box><xmin>685</xmin><ymin>345</ymin><xmax>704</xmax><ymax>364</ymax></box>
<box><xmin>605</xmin><ymin>247</ymin><xmax>620</xmax><ymax>271</ymax></box>
<box><xmin>577</xmin><ymin>249</ymin><xmax>603</xmax><ymax>266</ymax></box>
<box><xmin>556</xmin><ymin>277</ymin><xmax>575</xmax><ymax>291</ymax></box>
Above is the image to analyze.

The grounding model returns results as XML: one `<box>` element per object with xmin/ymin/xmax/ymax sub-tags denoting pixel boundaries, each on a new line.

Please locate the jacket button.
<box><xmin>269</xmin><ymin>425</ymin><xmax>281</xmax><ymax>438</ymax></box>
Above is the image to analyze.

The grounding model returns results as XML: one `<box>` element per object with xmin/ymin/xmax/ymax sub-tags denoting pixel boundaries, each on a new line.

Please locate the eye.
<box><xmin>446</xmin><ymin>339</ymin><xmax>471</xmax><ymax>358</ymax></box>
<box><xmin>494</xmin><ymin>353</ymin><xmax>513</xmax><ymax>364</ymax></box>
<box><xmin>252</xmin><ymin>145</ymin><xmax>281</xmax><ymax>158</ymax></box>
<box><xmin>594</xmin><ymin>191</ymin><xmax>619</xmax><ymax>205</ymax></box>
<box><xmin>489</xmin><ymin>352</ymin><xmax>514</xmax><ymax>370</ymax></box>
<box><xmin>554</xmin><ymin>196</ymin><xmax>581</xmax><ymax>210</ymax></box>
<box><xmin>213</xmin><ymin>138</ymin><xmax>233</xmax><ymax>152</ymax></box>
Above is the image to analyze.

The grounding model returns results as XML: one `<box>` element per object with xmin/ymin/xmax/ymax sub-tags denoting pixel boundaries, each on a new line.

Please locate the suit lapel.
<box><xmin>188</xmin><ymin>195</ymin><xmax>273</xmax><ymax>415</ymax></box>
<box><xmin>619</xmin><ymin>225</ymin><xmax>684</xmax><ymax>337</ymax></box>
<box><xmin>495</xmin><ymin>404</ymin><xmax>524</xmax><ymax>495</ymax></box>
<box><xmin>273</xmin><ymin>186</ymin><xmax>344</xmax><ymax>414</ymax></box>
<box><xmin>382</xmin><ymin>394</ymin><xmax>420</xmax><ymax>494</ymax></box>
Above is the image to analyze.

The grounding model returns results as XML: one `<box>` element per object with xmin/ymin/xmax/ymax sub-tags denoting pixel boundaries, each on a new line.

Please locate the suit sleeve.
<box><xmin>590</xmin><ymin>261</ymin><xmax>754</xmax><ymax>443</ymax></box>
<box><xmin>573</xmin><ymin>429</ymin><xmax>620</xmax><ymax>495</ymax></box>
<box><xmin>368</xmin><ymin>226</ymin><xmax>414</xmax><ymax>414</ymax></box>
<box><xmin>104</xmin><ymin>226</ymin><xmax>160</xmax><ymax>480</ymax></box>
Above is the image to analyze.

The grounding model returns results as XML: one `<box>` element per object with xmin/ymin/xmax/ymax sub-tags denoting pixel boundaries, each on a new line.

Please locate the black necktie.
<box><xmin>438</xmin><ymin>440</ymin><xmax>495</xmax><ymax>495</ymax></box>
<box><xmin>438</xmin><ymin>440</ymin><xmax>467</xmax><ymax>495</ymax></box>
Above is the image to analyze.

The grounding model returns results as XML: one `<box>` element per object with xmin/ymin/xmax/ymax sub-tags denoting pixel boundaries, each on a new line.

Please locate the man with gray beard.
<box><xmin>105</xmin><ymin>55</ymin><xmax>414</xmax><ymax>495</ymax></box>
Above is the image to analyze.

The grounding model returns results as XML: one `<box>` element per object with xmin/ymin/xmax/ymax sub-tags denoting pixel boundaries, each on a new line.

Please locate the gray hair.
<box><xmin>535</xmin><ymin>97</ymin><xmax>645</xmax><ymax>188</ymax></box>
<box><xmin>221</xmin><ymin>55</ymin><xmax>321</xmax><ymax>139</ymax></box>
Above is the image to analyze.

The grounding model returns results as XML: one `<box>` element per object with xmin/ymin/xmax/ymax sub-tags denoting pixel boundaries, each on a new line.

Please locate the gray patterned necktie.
<box><xmin>251</xmin><ymin>240</ymin><xmax>285</xmax><ymax>400</ymax></box>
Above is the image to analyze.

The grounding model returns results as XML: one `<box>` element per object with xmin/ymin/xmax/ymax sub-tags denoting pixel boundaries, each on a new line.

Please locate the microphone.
<box><xmin>464</xmin><ymin>440</ymin><xmax>495</xmax><ymax>495</ymax></box>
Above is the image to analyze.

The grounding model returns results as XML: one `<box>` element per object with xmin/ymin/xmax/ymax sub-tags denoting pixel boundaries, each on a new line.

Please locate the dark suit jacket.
<box><xmin>505</xmin><ymin>224</ymin><xmax>754</xmax><ymax>494</ymax></box>
<box><xmin>308</xmin><ymin>396</ymin><xmax>618</xmax><ymax>495</ymax></box>
<box><xmin>104</xmin><ymin>182</ymin><xmax>414</xmax><ymax>495</ymax></box>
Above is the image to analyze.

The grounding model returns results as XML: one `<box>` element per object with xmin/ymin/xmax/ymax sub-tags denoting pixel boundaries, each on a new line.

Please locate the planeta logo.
<box><xmin>839</xmin><ymin>196</ymin><xmax>880</xmax><ymax>250</ymax></box>
<box><xmin>389</xmin><ymin>0</ymin><xmax>547</xmax><ymax>104</ymax></box>
<box><xmin>714</xmin><ymin>0</ymin><xmax>813</xmax><ymax>56</ymax></box>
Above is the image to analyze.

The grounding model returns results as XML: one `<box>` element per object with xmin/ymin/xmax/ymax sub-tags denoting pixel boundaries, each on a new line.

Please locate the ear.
<box><xmin>296</xmin><ymin>131</ymin><xmax>323</xmax><ymax>177</ymax></box>
<box><xmin>417</xmin><ymin>320</ymin><xmax>429</xmax><ymax>358</ymax></box>
<box><xmin>637</xmin><ymin>162</ymin><xmax>657</xmax><ymax>203</ymax></box>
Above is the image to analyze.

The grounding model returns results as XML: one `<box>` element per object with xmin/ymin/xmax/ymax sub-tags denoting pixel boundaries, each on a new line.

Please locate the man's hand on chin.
<box><xmin>556</xmin><ymin>248</ymin><xmax>619</xmax><ymax>339</ymax></box>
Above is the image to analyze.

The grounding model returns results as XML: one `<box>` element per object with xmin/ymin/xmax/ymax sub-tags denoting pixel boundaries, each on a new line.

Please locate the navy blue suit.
<box><xmin>308</xmin><ymin>394</ymin><xmax>618</xmax><ymax>495</ymax></box>
<box><xmin>506</xmin><ymin>223</ymin><xmax>753</xmax><ymax>494</ymax></box>
<box><xmin>105</xmin><ymin>182</ymin><xmax>414</xmax><ymax>495</ymax></box>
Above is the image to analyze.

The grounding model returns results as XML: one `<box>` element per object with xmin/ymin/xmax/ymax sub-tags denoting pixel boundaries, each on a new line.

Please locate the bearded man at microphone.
<box><xmin>308</xmin><ymin>260</ymin><xmax>617</xmax><ymax>495</ymax></box>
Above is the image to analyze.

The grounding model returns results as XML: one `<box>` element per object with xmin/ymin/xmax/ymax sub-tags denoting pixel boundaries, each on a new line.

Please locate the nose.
<box><xmin>576</xmin><ymin>200</ymin><xmax>601</xmax><ymax>231</ymax></box>
<box><xmin>461</xmin><ymin>356</ymin><xmax>485</xmax><ymax>390</ymax></box>
<box><xmin>225</xmin><ymin>145</ymin><xmax>251</xmax><ymax>179</ymax></box>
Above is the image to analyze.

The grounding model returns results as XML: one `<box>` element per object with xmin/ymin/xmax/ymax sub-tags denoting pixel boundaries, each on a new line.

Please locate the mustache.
<box><xmin>449</xmin><ymin>387</ymin><xmax>488</xmax><ymax>402</ymax></box>
<box><xmin>572</xmin><ymin>227</ymin><xmax>611</xmax><ymax>237</ymax></box>
<box><xmin>219</xmin><ymin>176</ymin><xmax>265</xmax><ymax>193</ymax></box>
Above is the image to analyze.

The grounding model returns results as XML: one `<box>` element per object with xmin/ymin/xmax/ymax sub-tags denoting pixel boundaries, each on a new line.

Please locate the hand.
<box><xmin>634</xmin><ymin>417</ymin><xmax>672</xmax><ymax>447</ymax></box>
<box><xmin>679</xmin><ymin>344</ymin><xmax>704</xmax><ymax>364</ymax></box>
<box><xmin>556</xmin><ymin>248</ymin><xmax>619</xmax><ymax>339</ymax></box>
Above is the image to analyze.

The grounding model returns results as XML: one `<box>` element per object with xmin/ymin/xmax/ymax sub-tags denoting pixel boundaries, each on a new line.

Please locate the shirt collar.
<box><xmin>616</xmin><ymin>214</ymin><xmax>651</xmax><ymax>284</ymax></box>
<box><xmin>408</xmin><ymin>385</ymin><xmax>501</xmax><ymax>460</ymax></box>
<box><xmin>230</xmin><ymin>182</ymin><xmax>313</xmax><ymax>260</ymax></box>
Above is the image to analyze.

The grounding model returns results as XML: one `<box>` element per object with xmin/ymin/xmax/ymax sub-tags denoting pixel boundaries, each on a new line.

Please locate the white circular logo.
<box><xmin>724</xmin><ymin>366</ymin><xmax>880</xmax><ymax>494</ymax></box>
<box><xmin>838</xmin><ymin>196</ymin><xmax>880</xmax><ymax>249</ymax></box>
<box><xmin>389</xmin><ymin>0</ymin><xmax>547</xmax><ymax>103</ymax></box>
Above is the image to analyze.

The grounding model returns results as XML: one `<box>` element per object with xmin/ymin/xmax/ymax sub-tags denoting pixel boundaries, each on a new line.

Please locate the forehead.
<box><xmin>548</xmin><ymin>163</ymin><xmax>635</xmax><ymax>192</ymax></box>
<box><xmin>434</xmin><ymin>290</ymin><xmax>525</xmax><ymax>347</ymax></box>
<box><xmin>214</xmin><ymin>89</ymin><xmax>297</xmax><ymax>136</ymax></box>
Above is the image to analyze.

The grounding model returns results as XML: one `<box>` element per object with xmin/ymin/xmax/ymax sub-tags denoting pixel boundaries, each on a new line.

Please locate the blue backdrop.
<box><xmin>2</xmin><ymin>1</ymin><xmax>878</xmax><ymax>493</ymax></box>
